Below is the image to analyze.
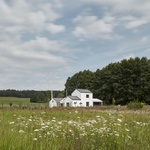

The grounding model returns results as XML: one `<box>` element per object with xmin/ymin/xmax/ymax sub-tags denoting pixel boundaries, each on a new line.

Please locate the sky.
<box><xmin>0</xmin><ymin>0</ymin><xmax>150</xmax><ymax>90</ymax></box>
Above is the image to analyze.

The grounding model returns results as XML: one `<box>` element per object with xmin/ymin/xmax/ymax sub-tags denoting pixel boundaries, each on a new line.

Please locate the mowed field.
<box><xmin>0</xmin><ymin>100</ymin><xmax>150</xmax><ymax>150</ymax></box>
<box><xmin>0</xmin><ymin>97</ymin><xmax>49</xmax><ymax>108</ymax></box>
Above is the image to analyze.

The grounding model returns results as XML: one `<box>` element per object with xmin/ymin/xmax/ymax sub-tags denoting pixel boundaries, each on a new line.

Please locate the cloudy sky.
<box><xmin>0</xmin><ymin>0</ymin><xmax>150</xmax><ymax>90</ymax></box>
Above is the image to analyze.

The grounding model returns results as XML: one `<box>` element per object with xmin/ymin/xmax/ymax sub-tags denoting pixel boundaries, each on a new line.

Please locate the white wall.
<box><xmin>49</xmin><ymin>99</ymin><xmax>57</xmax><ymax>108</ymax></box>
<box><xmin>72</xmin><ymin>100</ymin><xmax>83</xmax><ymax>107</ymax></box>
<box><xmin>71</xmin><ymin>90</ymin><xmax>94</xmax><ymax>107</ymax></box>
<box><xmin>80</xmin><ymin>92</ymin><xmax>93</xmax><ymax>107</ymax></box>
<box><xmin>71</xmin><ymin>90</ymin><xmax>81</xmax><ymax>98</ymax></box>
<box><xmin>63</xmin><ymin>97</ymin><xmax>72</xmax><ymax>107</ymax></box>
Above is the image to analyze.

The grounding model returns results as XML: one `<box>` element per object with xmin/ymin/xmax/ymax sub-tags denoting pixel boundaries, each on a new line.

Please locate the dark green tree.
<box><xmin>30</xmin><ymin>91</ymin><xmax>48</xmax><ymax>103</ymax></box>
<box><xmin>64</xmin><ymin>57</ymin><xmax>150</xmax><ymax>105</ymax></box>
<box><xmin>65</xmin><ymin>70</ymin><xmax>95</xmax><ymax>95</ymax></box>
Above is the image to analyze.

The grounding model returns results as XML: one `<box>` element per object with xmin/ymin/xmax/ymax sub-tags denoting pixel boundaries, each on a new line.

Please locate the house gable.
<box><xmin>76</xmin><ymin>89</ymin><xmax>91</xmax><ymax>93</ymax></box>
<box><xmin>71</xmin><ymin>89</ymin><xmax>92</xmax><ymax>99</ymax></box>
<box><xmin>53</xmin><ymin>98</ymin><xmax>64</xmax><ymax>102</ymax></box>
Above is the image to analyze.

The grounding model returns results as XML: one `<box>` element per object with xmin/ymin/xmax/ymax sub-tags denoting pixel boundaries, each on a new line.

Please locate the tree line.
<box><xmin>0</xmin><ymin>89</ymin><xmax>64</xmax><ymax>103</ymax></box>
<box><xmin>65</xmin><ymin>57</ymin><xmax>150</xmax><ymax>105</ymax></box>
<box><xmin>1</xmin><ymin>57</ymin><xmax>150</xmax><ymax>105</ymax></box>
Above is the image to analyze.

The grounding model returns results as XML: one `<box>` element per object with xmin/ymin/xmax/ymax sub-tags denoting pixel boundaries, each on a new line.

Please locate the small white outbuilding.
<box><xmin>49</xmin><ymin>98</ymin><xmax>64</xmax><ymax>108</ymax></box>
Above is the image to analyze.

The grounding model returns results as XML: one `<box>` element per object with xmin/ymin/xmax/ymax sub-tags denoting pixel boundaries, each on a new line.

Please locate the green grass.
<box><xmin>0</xmin><ymin>97</ymin><xmax>30</xmax><ymax>104</ymax></box>
<box><xmin>0</xmin><ymin>108</ymin><xmax>150</xmax><ymax>150</ymax></box>
<box><xmin>0</xmin><ymin>97</ymin><xmax>49</xmax><ymax>108</ymax></box>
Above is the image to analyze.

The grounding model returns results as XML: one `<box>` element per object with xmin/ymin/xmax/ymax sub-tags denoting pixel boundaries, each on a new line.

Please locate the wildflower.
<box><xmin>75</xmin><ymin>110</ymin><xmax>78</xmax><ymax>113</ymax></box>
<box><xmin>88</xmin><ymin>120</ymin><xmax>97</xmax><ymax>124</ymax></box>
<box><xmin>41</xmin><ymin>111</ymin><xmax>46</xmax><ymax>115</ymax></box>
<box><xmin>34</xmin><ymin>129</ymin><xmax>39</xmax><ymax>132</ymax></box>
<box><xmin>58</xmin><ymin>121</ymin><xmax>62</xmax><ymax>125</ymax></box>
<box><xmin>9</xmin><ymin>121</ymin><xmax>15</xmax><ymax>124</ymax></box>
<box><xmin>80</xmin><ymin>133</ymin><xmax>87</xmax><ymax>136</ymax></box>
<box><xmin>52</xmin><ymin>120</ymin><xmax>56</xmax><ymax>122</ymax></box>
<box><xmin>117</xmin><ymin>118</ymin><xmax>122</xmax><ymax>122</ymax></box>
<box><xmin>84</xmin><ymin>122</ymin><xmax>91</xmax><ymax>126</ymax></box>
<box><xmin>33</xmin><ymin>138</ymin><xmax>37</xmax><ymax>141</ymax></box>
<box><xmin>68</xmin><ymin>120</ymin><xmax>73</xmax><ymax>125</ymax></box>
<box><xmin>115</xmin><ymin>133</ymin><xmax>119</xmax><ymax>137</ymax></box>
<box><xmin>41</xmin><ymin>123</ymin><xmax>45</xmax><ymax>126</ymax></box>
<box><xmin>125</xmin><ymin>128</ymin><xmax>130</xmax><ymax>132</ymax></box>
<box><xmin>136</xmin><ymin>121</ymin><xmax>140</xmax><ymax>125</ymax></box>
<box><xmin>42</xmin><ymin>126</ymin><xmax>48</xmax><ymax>129</ymax></box>
<box><xmin>28</xmin><ymin>119</ymin><xmax>32</xmax><ymax>122</ymax></box>
<box><xmin>19</xmin><ymin>130</ymin><xmax>25</xmax><ymax>133</ymax></box>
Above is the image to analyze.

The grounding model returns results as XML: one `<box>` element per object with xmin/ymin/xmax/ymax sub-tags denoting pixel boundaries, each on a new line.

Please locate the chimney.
<box><xmin>66</xmin><ymin>89</ymin><xmax>68</xmax><ymax>97</ymax></box>
<box><xmin>51</xmin><ymin>90</ymin><xmax>53</xmax><ymax>99</ymax></box>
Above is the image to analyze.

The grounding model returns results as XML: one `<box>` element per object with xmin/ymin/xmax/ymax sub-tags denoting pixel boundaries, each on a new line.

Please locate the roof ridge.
<box><xmin>76</xmin><ymin>89</ymin><xmax>91</xmax><ymax>93</ymax></box>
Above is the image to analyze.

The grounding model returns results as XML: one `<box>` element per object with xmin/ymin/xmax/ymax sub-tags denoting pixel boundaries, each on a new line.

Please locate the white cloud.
<box><xmin>141</xmin><ymin>37</ymin><xmax>148</xmax><ymax>43</ymax></box>
<box><xmin>72</xmin><ymin>15</ymin><xmax>120</xmax><ymax>40</ymax></box>
<box><xmin>0</xmin><ymin>0</ymin><xmax>149</xmax><ymax>90</ymax></box>
<box><xmin>0</xmin><ymin>37</ymin><xmax>70</xmax><ymax>68</ymax></box>
<box><xmin>0</xmin><ymin>36</ymin><xmax>73</xmax><ymax>90</ymax></box>
<box><xmin>47</xmin><ymin>23</ymin><xmax>65</xmax><ymax>34</ymax></box>
<box><xmin>81</xmin><ymin>0</ymin><xmax>150</xmax><ymax>14</ymax></box>
<box><xmin>121</xmin><ymin>16</ymin><xmax>148</xmax><ymax>29</ymax></box>
<box><xmin>0</xmin><ymin>0</ymin><xmax>65</xmax><ymax>35</ymax></box>
<box><xmin>81</xmin><ymin>0</ymin><xmax>150</xmax><ymax>30</ymax></box>
<box><xmin>144</xmin><ymin>48</ymin><xmax>150</xmax><ymax>52</ymax></box>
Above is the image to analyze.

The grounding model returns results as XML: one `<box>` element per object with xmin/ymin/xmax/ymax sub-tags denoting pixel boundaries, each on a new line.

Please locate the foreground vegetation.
<box><xmin>0</xmin><ymin>107</ymin><xmax>150</xmax><ymax>150</ymax></box>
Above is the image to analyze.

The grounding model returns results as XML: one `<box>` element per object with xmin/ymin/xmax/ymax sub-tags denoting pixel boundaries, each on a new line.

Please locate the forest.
<box><xmin>65</xmin><ymin>57</ymin><xmax>150</xmax><ymax>105</ymax></box>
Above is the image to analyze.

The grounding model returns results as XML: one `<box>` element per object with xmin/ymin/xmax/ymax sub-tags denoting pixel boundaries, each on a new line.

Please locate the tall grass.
<box><xmin>0</xmin><ymin>108</ymin><xmax>150</xmax><ymax>150</ymax></box>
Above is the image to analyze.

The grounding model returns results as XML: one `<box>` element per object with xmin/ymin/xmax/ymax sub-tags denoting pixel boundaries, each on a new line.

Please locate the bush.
<box><xmin>127</xmin><ymin>101</ymin><xmax>144</xmax><ymax>110</ymax></box>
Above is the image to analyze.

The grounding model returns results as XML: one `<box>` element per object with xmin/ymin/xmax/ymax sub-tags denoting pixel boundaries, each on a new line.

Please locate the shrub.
<box><xmin>127</xmin><ymin>101</ymin><xmax>144</xmax><ymax>110</ymax></box>
<box><xmin>9</xmin><ymin>103</ymin><xmax>13</xmax><ymax>107</ymax></box>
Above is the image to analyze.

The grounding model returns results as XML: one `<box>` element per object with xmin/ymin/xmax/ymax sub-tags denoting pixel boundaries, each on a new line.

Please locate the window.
<box><xmin>74</xmin><ymin>102</ymin><xmax>77</xmax><ymax>106</ymax></box>
<box><xmin>79</xmin><ymin>102</ymin><xmax>82</xmax><ymax>106</ymax></box>
<box><xmin>86</xmin><ymin>102</ymin><xmax>89</xmax><ymax>107</ymax></box>
<box><xmin>86</xmin><ymin>94</ymin><xmax>89</xmax><ymax>98</ymax></box>
<box><xmin>66</xmin><ymin>103</ymin><xmax>69</xmax><ymax>107</ymax></box>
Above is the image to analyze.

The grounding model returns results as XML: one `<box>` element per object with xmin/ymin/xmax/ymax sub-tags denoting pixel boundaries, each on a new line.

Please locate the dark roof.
<box><xmin>76</xmin><ymin>89</ymin><xmax>92</xmax><ymax>93</ymax></box>
<box><xmin>53</xmin><ymin>98</ymin><xmax>64</xmax><ymax>102</ymax></box>
<box><xmin>68</xmin><ymin>96</ymin><xmax>81</xmax><ymax>100</ymax></box>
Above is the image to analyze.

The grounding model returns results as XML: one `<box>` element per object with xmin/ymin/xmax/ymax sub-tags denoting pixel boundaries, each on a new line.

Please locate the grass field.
<box><xmin>0</xmin><ymin>97</ymin><xmax>49</xmax><ymax>108</ymax></box>
<box><xmin>0</xmin><ymin>107</ymin><xmax>150</xmax><ymax>150</ymax></box>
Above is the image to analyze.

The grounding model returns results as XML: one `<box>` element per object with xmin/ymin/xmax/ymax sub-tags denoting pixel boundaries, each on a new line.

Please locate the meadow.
<box><xmin>0</xmin><ymin>97</ymin><xmax>48</xmax><ymax>109</ymax></box>
<box><xmin>0</xmin><ymin>106</ymin><xmax>150</xmax><ymax>150</ymax></box>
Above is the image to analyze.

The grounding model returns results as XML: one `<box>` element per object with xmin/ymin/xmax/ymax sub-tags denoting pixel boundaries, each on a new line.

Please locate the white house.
<box><xmin>49</xmin><ymin>89</ymin><xmax>103</xmax><ymax>108</ymax></box>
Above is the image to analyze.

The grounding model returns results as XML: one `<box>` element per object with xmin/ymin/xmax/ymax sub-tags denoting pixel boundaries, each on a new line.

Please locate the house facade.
<box><xmin>49</xmin><ymin>89</ymin><xmax>103</xmax><ymax>108</ymax></box>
